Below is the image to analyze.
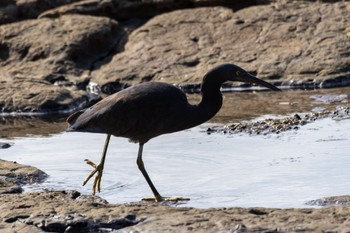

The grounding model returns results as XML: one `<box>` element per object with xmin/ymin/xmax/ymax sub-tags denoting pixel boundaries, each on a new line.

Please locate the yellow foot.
<box><xmin>142</xmin><ymin>196</ymin><xmax>190</xmax><ymax>202</ymax></box>
<box><xmin>82</xmin><ymin>159</ymin><xmax>104</xmax><ymax>195</ymax></box>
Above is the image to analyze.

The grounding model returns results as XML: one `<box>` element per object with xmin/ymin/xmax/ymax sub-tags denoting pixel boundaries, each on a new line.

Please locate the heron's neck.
<box><xmin>188</xmin><ymin>84</ymin><xmax>223</xmax><ymax>126</ymax></box>
<box><xmin>199</xmin><ymin>86</ymin><xmax>223</xmax><ymax>117</ymax></box>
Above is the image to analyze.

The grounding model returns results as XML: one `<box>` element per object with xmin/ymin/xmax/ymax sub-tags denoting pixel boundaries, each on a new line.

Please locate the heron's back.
<box><xmin>67</xmin><ymin>82</ymin><xmax>192</xmax><ymax>143</ymax></box>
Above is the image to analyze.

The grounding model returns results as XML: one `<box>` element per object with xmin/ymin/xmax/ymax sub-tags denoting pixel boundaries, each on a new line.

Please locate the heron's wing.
<box><xmin>65</xmin><ymin>93</ymin><xmax>124</xmax><ymax>133</ymax></box>
<box><xmin>66</xmin><ymin>82</ymin><xmax>190</xmax><ymax>141</ymax></box>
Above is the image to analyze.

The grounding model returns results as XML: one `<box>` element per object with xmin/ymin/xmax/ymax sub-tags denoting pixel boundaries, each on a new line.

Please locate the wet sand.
<box><xmin>1</xmin><ymin>189</ymin><xmax>350</xmax><ymax>232</ymax></box>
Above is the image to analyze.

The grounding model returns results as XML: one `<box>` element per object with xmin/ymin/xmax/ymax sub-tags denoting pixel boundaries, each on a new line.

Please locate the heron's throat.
<box><xmin>196</xmin><ymin>88</ymin><xmax>223</xmax><ymax>123</ymax></box>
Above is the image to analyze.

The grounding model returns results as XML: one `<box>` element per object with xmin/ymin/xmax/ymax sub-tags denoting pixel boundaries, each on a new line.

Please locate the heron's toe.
<box><xmin>142</xmin><ymin>196</ymin><xmax>190</xmax><ymax>203</ymax></box>
<box><xmin>82</xmin><ymin>160</ymin><xmax>105</xmax><ymax>195</ymax></box>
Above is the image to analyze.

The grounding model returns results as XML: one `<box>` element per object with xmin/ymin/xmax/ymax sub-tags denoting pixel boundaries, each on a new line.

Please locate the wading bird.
<box><xmin>67</xmin><ymin>64</ymin><xmax>280</xmax><ymax>202</ymax></box>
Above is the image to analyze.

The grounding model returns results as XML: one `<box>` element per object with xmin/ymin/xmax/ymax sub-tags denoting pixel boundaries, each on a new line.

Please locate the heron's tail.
<box><xmin>66</xmin><ymin>109</ymin><xmax>86</xmax><ymax>131</ymax></box>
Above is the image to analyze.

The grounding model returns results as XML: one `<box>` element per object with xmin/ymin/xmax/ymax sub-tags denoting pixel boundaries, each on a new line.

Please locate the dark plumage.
<box><xmin>67</xmin><ymin>82</ymin><xmax>204</xmax><ymax>143</ymax></box>
<box><xmin>67</xmin><ymin>63</ymin><xmax>280</xmax><ymax>202</ymax></box>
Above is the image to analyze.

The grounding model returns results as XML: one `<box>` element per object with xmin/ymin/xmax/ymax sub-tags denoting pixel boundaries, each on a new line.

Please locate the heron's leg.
<box><xmin>137</xmin><ymin>143</ymin><xmax>190</xmax><ymax>202</ymax></box>
<box><xmin>83</xmin><ymin>134</ymin><xmax>111</xmax><ymax>195</ymax></box>
<box><xmin>136</xmin><ymin>143</ymin><xmax>163</xmax><ymax>201</ymax></box>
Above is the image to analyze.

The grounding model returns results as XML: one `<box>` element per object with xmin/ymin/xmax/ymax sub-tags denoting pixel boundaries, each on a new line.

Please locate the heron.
<box><xmin>66</xmin><ymin>63</ymin><xmax>280</xmax><ymax>202</ymax></box>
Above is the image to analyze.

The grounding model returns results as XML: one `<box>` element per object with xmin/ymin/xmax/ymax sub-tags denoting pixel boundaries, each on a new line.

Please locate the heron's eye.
<box><xmin>236</xmin><ymin>71</ymin><xmax>240</xmax><ymax>76</ymax></box>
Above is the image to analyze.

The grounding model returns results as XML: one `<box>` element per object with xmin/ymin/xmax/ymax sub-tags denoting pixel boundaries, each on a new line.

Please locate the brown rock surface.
<box><xmin>1</xmin><ymin>2</ymin><xmax>350</xmax><ymax>232</ymax></box>
<box><xmin>0</xmin><ymin>14</ymin><xmax>123</xmax><ymax>113</ymax></box>
<box><xmin>1</xmin><ymin>190</ymin><xmax>350</xmax><ymax>232</ymax></box>
<box><xmin>0</xmin><ymin>0</ymin><xmax>349</xmax><ymax>114</ymax></box>
<box><xmin>92</xmin><ymin>1</ymin><xmax>350</xmax><ymax>91</ymax></box>
<box><xmin>1</xmin><ymin>0</ymin><xmax>269</xmax><ymax>25</ymax></box>
<box><xmin>38</xmin><ymin>0</ymin><xmax>252</xmax><ymax>20</ymax></box>
<box><xmin>0</xmin><ymin>159</ymin><xmax>47</xmax><ymax>194</ymax></box>
<box><xmin>0</xmin><ymin>0</ymin><xmax>82</xmax><ymax>24</ymax></box>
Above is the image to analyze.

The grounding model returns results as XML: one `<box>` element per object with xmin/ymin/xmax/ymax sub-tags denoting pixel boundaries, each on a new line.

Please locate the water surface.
<box><xmin>1</xmin><ymin>88</ymin><xmax>350</xmax><ymax>208</ymax></box>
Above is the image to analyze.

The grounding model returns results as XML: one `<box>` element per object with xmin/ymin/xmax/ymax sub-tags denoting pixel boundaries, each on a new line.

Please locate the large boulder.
<box><xmin>92</xmin><ymin>1</ymin><xmax>350</xmax><ymax>91</ymax></box>
<box><xmin>0</xmin><ymin>0</ymin><xmax>349</xmax><ymax>114</ymax></box>
<box><xmin>0</xmin><ymin>14</ymin><xmax>123</xmax><ymax>113</ymax></box>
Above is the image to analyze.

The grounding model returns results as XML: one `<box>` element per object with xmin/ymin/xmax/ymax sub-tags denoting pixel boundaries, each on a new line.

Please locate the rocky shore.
<box><xmin>1</xmin><ymin>0</ymin><xmax>349</xmax><ymax>115</ymax></box>
<box><xmin>1</xmin><ymin>0</ymin><xmax>350</xmax><ymax>232</ymax></box>
<box><xmin>208</xmin><ymin>106</ymin><xmax>350</xmax><ymax>135</ymax></box>
<box><xmin>2</xmin><ymin>109</ymin><xmax>350</xmax><ymax>232</ymax></box>
<box><xmin>0</xmin><ymin>155</ymin><xmax>350</xmax><ymax>232</ymax></box>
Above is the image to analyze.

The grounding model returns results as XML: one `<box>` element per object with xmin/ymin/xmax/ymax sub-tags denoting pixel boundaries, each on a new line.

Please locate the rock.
<box><xmin>1</xmin><ymin>0</ymin><xmax>270</xmax><ymax>25</ymax></box>
<box><xmin>209</xmin><ymin>106</ymin><xmax>350</xmax><ymax>135</ymax></box>
<box><xmin>0</xmin><ymin>0</ymin><xmax>82</xmax><ymax>24</ymax></box>
<box><xmin>0</xmin><ymin>179</ymin><xmax>22</xmax><ymax>194</ymax></box>
<box><xmin>307</xmin><ymin>195</ymin><xmax>350</xmax><ymax>207</ymax></box>
<box><xmin>0</xmin><ymin>14</ymin><xmax>124</xmax><ymax>114</ymax></box>
<box><xmin>92</xmin><ymin>1</ymin><xmax>350</xmax><ymax>92</ymax></box>
<box><xmin>0</xmin><ymin>0</ymin><xmax>17</xmax><ymax>25</ymax></box>
<box><xmin>1</xmin><ymin>190</ymin><xmax>350</xmax><ymax>232</ymax></box>
<box><xmin>0</xmin><ymin>190</ymin><xmax>140</xmax><ymax>232</ymax></box>
<box><xmin>0</xmin><ymin>142</ymin><xmax>12</xmax><ymax>149</ymax></box>
<box><xmin>1</xmin><ymin>1</ymin><xmax>350</xmax><ymax>114</ymax></box>
<box><xmin>0</xmin><ymin>159</ymin><xmax>47</xmax><ymax>194</ymax></box>
<box><xmin>16</xmin><ymin>0</ymin><xmax>82</xmax><ymax>20</ymax></box>
<box><xmin>38</xmin><ymin>0</ymin><xmax>265</xmax><ymax>21</ymax></box>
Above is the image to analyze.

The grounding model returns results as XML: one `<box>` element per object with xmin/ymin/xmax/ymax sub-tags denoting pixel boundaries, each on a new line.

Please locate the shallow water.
<box><xmin>1</xmin><ymin>88</ymin><xmax>350</xmax><ymax>208</ymax></box>
<box><xmin>1</xmin><ymin>117</ymin><xmax>350</xmax><ymax>208</ymax></box>
<box><xmin>1</xmin><ymin>87</ymin><xmax>350</xmax><ymax>138</ymax></box>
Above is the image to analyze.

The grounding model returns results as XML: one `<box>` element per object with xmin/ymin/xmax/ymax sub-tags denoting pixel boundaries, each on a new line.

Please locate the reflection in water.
<box><xmin>1</xmin><ymin>87</ymin><xmax>349</xmax><ymax>138</ymax></box>
<box><xmin>205</xmin><ymin>87</ymin><xmax>349</xmax><ymax>123</ymax></box>
<box><xmin>0</xmin><ymin>116</ymin><xmax>67</xmax><ymax>139</ymax></box>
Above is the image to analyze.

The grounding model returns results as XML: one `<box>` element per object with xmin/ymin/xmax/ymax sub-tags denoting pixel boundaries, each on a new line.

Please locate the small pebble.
<box><xmin>0</xmin><ymin>142</ymin><xmax>12</xmax><ymax>149</ymax></box>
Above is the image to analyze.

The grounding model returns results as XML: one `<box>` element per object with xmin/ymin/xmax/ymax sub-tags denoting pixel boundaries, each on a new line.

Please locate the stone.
<box><xmin>92</xmin><ymin>1</ymin><xmax>350</xmax><ymax>92</ymax></box>
<box><xmin>1</xmin><ymin>0</ymin><xmax>270</xmax><ymax>25</ymax></box>
<box><xmin>0</xmin><ymin>159</ymin><xmax>47</xmax><ymax>194</ymax></box>
<box><xmin>0</xmin><ymin>0</ymin><xmax>82</xmax><ymax>24</ymax></box>
<box><xmin>0</xmin><ymin>14</ymin><xmax>124</xmax><ymax>114</ymax></box>
<box><xmin>1</xmin><ymin>1</ymin><xmax>350</xmax><ymax>114</ymax></box>
<box><xmin>0</xmin><ymin>142</ymin><xmax>12</xmax><ymax>149</ymax></box>
<box><xmin>307</xmin><ymin>195</ymin><xmax>350</xmax><ymax>206</ymax></box>
<box><xmin>38</xmin><ymin>0</ymin><xmax>263</xmax><ymax>21</ymax></box>
<box><xmin>1</xmin><ymin>189</ymin><xmax>350</xmax><ymax>232</ymax></box>
<box><xmin>201</xmin><ymin>105</ymin><xmax>350</xmax><ymax>135</ymax></box>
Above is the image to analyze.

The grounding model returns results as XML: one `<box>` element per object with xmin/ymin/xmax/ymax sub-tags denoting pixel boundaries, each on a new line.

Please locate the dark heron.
<box><xmin>66</xmin><ymin>63</ymin><xmax>280</xmax><ymax>202</ymax></box>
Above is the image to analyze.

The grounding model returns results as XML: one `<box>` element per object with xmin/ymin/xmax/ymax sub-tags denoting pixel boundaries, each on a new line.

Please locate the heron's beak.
<box><xmin>241</xmin><ymin>73</ymin><xmax>281</xmax><ymax>91</ymax></box>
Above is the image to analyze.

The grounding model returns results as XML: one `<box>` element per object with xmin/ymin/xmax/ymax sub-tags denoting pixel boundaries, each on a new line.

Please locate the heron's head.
<box><xmin>205</xmin><ymin>64</ymin><xmax>280</xmax><ymax>91</ymax></box>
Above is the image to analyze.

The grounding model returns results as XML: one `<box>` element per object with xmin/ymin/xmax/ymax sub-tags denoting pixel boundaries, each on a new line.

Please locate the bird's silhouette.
<box><xmin>67</xmin><ymin>63</ymin><xmax>280</xmax><ymax>202</ymax></box>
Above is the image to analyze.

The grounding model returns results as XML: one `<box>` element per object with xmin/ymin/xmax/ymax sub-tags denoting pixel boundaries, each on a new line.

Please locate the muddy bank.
<box><xmin>0</xmin><ymin>0</ymin><xmax>349</xmax><ymax>114</ymax></box>
<box><xmin>1</xmin><ymin>189</ymin><xmax>350</xmax><ymax>232</ymax></box>
<box><xmin>0</xmin><ymin>159</ymin><xmax>47</xmax><ymax>194</ymax></box>
<box><xmin>208</xmin><ymin>106</ymin><xmax>350</xmax><ymax>135</ymax></box>
<box><xmin>2</xmin><ymin>156</ymin><xmax>350</xmax><ymax>232</ymax></box>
